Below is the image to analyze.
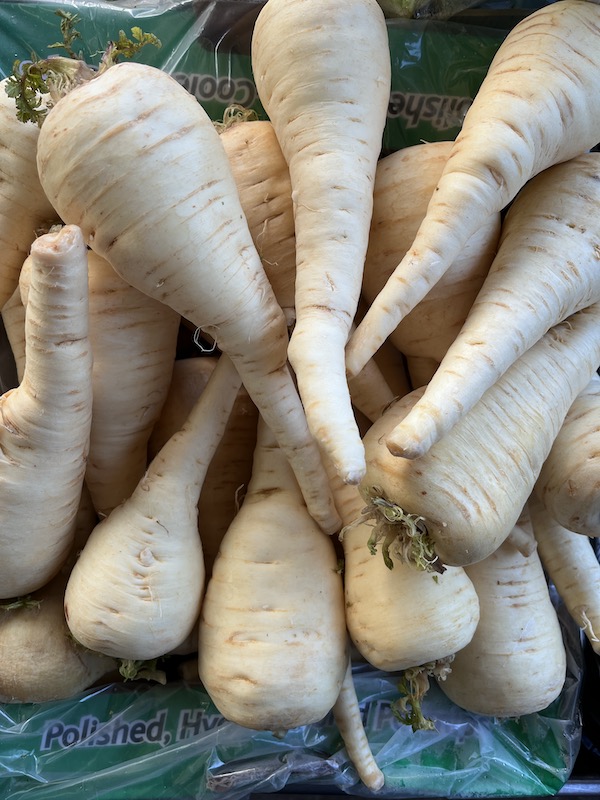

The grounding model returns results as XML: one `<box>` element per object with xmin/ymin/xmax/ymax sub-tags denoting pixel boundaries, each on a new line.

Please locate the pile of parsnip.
<box><xmin>1</xmin><ymin>0</ymin><xmax>600</xmax><ymax>791</ymax></box>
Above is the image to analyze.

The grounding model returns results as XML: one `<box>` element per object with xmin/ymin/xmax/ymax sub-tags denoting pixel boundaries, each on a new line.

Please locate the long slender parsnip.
<box><xmin>360</xmin><ymin>303</ymin><xmax>600</xmax><ymax>568</ymax></box>
<box><xmin>385</xmin><ymin>153</ymin><xmax>600</xmax><ymax>458</ymax></box>
<box><xmin>251</xmin><ymin>0</ymin><xmax>391</xmax><ymax>484</ymax></box>
<box><xmin>0</xmin><ymin>225</ymin><xmax>93</xmax><ymax>599</ymax></box>
<box><xmin>19</xmin><ymin>246</ymin><xmax>181</xmax><ymax>517</ymax></box>
<box><xmin>35</xmin><ymin>60</ymin><xmax>339</xmax><ymax>534</ymax></box>
<box><xmin>220</xmin><ymin>117</ymin><xmax>398</xmax><ymax>424</ymax></box>
<box><xmin>346</xmin><ymin>0</ymin><xmax>600</xmax><ymax>379</ymax></box>
<box><xmin>529</xmin><ymin>492</ymin><xmax>600</xmax><ymax>655</ymax></box>
<box><xmin>64</xmin><ymin>354</ymin><xmax>243</xmax><ymax>660</ymax></box>
<box><xmin>535</xmin><ymin>373</ymin><xmax>600</xmax><ymax>537</ymax></box>
<box><xmin>362</xmin><ymin>141</ymin><xmax>500</xmax><ymax>377</ymax></box>
<box><xmin>148</xmin><ymin>355</ymin><xmax>258</xmax><ymax>577</ymax></box>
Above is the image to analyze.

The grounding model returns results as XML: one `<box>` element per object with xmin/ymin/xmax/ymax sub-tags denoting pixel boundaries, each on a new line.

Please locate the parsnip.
<box><xmin>437</xmin><ymin>509</ymin><xmax>567</xmax><ymax>718</ymax></box>
<box><xmin>148</xmin><ymin>355</ymin><xmax>258</xmax><ymax>576</ymax></box>
<box><xmin>360</xmin><ymin>304</ymin><xmax>600</xmax><ymax>568</ymax></box>
<box><xmin>0</xmin><ymin>225</ymin><xmax>93</xmax><ymax>599</ymax></box>
<box><xmin>198</xmin><ymin>416</ymin><xmax>348</xmax><ymax>732</ymax></box>
<box><xmin>251</xmin><ymin>0</ymin><xmax>391</xmax><ymax>483</ymax></box>
<box><xmin>347</xmin><ymin>0</ymin><xmax>600</xmax><ymax>379</ymax></box>
<box><xmin>64</xmin><ymin>354</ymin><xmax>242</xmax><ymax>660</ymax></box>
<box><xmin>535</xmin><ymin>372</ymin><xmax>600</xmax><ymax>537</ymax></box>
<box><xmin>530</xmin><ymin>491</ymin><xmax>600</xmax><ymax>655</ymax></box>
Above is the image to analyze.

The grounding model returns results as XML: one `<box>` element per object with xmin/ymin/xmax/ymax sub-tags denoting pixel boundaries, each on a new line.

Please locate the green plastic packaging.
<box><xmin>0</xmin><ymin>0</ymin><xmax>514</xmax><ymax>151</ymax></box>
<box><xmin>0</xmin><ymin>633</ymin><xmax>583</xmax><ymax>800</ymax></box>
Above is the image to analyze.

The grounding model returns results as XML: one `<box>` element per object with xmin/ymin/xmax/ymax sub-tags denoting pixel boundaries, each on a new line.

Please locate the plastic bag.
<box><xmin>0</xmin><ymin>0</ymin><xmax>514</xmax><ymax>151</ymax></box>
<box><xmin>0</xmin><ymin>604</ymin><xmax>583</xmax><ymax>800</ymax></box>
<box><xmin>0</xmin><ymin>3</ymin><xmax>584</xmax><ymax>797</ymax></box>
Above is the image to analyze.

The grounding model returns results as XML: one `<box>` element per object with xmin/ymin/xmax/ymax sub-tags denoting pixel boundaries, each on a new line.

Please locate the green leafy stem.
<box><xmin>4</xmin><ymin>10</ymin><xmax>161</xmax><ymax>125</ymax></box>
<box><xmin>392</xmin><ymin>657</ymin><xmax>454</xmax><ymax>732</ymax></box>
<box><xmin>357</xmin><ymin>485</ymin><xmax>445</xmax><ymax>573</ymax></box>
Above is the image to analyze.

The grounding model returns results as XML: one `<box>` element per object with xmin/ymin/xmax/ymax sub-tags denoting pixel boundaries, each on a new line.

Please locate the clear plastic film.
<box><xmin>0</xmin><ymin>0</ymin><xmax>523</xmax><ymax>151</ymax></box>
<box><xmin>0</xmin><ymin>2</ymin><xmax>586</xmax><ymax>797</ymax></box>
<box><xmin>0</xmin><ymin>603</ymin><xmax>583</xmax><ymax>800</ymax></box>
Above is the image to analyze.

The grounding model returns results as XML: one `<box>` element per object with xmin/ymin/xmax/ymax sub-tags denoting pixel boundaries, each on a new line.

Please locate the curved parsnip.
<box><xmin>535</xmin><ymin>373</ymin><xmax>600</xmax><ymax>537</ymax></box>
<box><xmin>436</xmin><ymin>510</ymin><xmax>567</xmax><ymax>718</ymax></box>
<box><xmin>148</xmin><ymin>355</ymin><xmax>258</xmax><ymax>577</ymax></box>
<box><xmin>221</xmin><ymin>118</ymin><xmax>397</xmax><ymax>425</ymax></box>
<box><xmin>19</xmin><ymin>247</ymin><xmax>182</xmax><ymax>517</ymax></box>
<box><xmin>219</xmin><ymin>119</ymin><xmax>296</xmax><ymax>322</ymax></box>
<box><xmin>197</xmin><ymin>417</ymin><xmax>348</xmax><ymax>732</ymax></box>
<box><xmin>360</xmin><ymin>303</ymin><xmax>600</xmax><ymax>568</ymax></box>
<box><xmin>363</xmin><ymin>141</ymin><xmax>500</xmax><ymax>379</ymax></box>
<box><xmin>0</xmin><ymin>225</ymin><xmax>93</xmax><ymax>599</ymax></box>
<box><xmin>64</xmin><ymin>354</ymin><xmax>243</xmax><ymax>660</ymax></box>
<box><xmin>385</xmin><ymin>153</ymin><xmax>600</xmax><ymax>458</ymax></box>
<box><xmin>35</xmin><ymin>60</ymin><xmax>339</xmax><ymax>535</ymax></box>
<box><xmin>0</xmin><ymin>80</ymin><xmax>58</xmax><ymax>307</ymax></box>
<box><xmin>332</xmin><ymin>657</ymin><xmax>385</xmax><ymax>792</ymax></box>
<box><xmin>346</xmin><ymin>0</ymin><xmax>600</xmax><ymax>378</ymax></box>
<box><xmin>530</xmin><ymin>492</ymin><xmax>600</xmax><ymax>655</ymax></box>
<box><xmin>251</xmin><ymin>0</ymin><xmax>391</xmax><ymax>484</ymax></box>
<box><xmin>84</xmin><ymin>251</ymin><xmax>180</xmax><ymax>516</ymax></box>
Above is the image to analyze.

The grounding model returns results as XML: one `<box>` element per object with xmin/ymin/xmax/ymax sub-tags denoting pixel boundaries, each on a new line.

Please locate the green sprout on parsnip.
<box><xmin>392</xmin><ymin>657</ymin><xmax>454</xmax><ymax>732</ymax></box>
<box><xmin>119</xmin><ymin>658</ymin><xmax>167</xmax><ymax>684</ymax></box>
<box><xmin>49</xmin><ymin>9</ymin><xmax>84</xmax><ymax>59</ymax></box>
<box><xmin>4</xmin><ymin>10</ymin><xmax>161</xmax><ymax>126</ymax></box>
<box><xmin>0</xmin><ymin>595</ymin><xmax>42</xmax><ymax>611</ymax></box>
<box><xmin>358</xmin><ymin>486</ymin><xmax>445</xmax><ymax>573</ymax></box>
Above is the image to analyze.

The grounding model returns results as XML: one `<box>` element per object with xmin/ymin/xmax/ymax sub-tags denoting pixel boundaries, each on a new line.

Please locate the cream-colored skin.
<box><xmin>64</xmin><ymin>354</ymin><xmax>243</xmax><ymax>660</ymax></box>
<box><xmin>19</xmin><ymin>247</ymin><xmax>181</xmax><ymax>518</ymax></box>
<box><xmin>36</xmin><ymin>60</ymin><xmax>339</xmax><ymax>535</ymax></box>
<box><xmin>332</xmin><ymin>656</ymin><xmax>385</xmax><ymax>791</ymax></box>
<box><xmin>83</xmin><ymin>251</ymin><xmax>180</xmax><ymax>516</ymax></box>
<box><xmin>335</xmin><ymin>476</ymin><xmax>479</xmax><ymax>671</ymax></box>
<box><xmin>148</xmin><ymin>356</ymin><xmax>258</xmax><ymax>577</ymax></box>
<box><xmin>363</xmin><ymin>142</ymin><xmax>500</xmax><ymax>366</ymax></box>
<box><xmin>360</xmin><ymin>303</ymin><xmax>600</xmax><ymax>568</ymax></box>
<box><xmin>0</xmin><ymin>573</ymin><xmax>117</xmax><ymax>703</ymax></box>
<box><xmin>384</xmin><ymin>153</ymin><xmax>600</xmax><ymax>459</ymax></box>
<box><xmin>0</xmin><ymin>285</ymin><xmax>25</xmax><ymax>381</ymax></box>
<box><xmin>220</xmin><ymin>120</ymin><xmax>296</xmax><ymax>322</ymax></box>
<box><xmin>437</xmin><ymin>510</ymin><xmax>567</xmax><ymax>718</ymax></box>
<box><xmin>251</xmin><ymin>0</ymin><xmax>391</xmax><ymax>485</ymax></box>
<box><xmin>0</xmin><ymin>81</ymin><xmax>58</xmax><ymax>307</ymax></box>
<box><xmin>198</xmin><ymin>417</ymin><xmax>348</xmax><ymax>732</ymax></box>
<box><xmin>0</xmin><ymin>225</ymin><xmax>93</xmax><ymax>599</ymax></box>
<box><xmin>347</xmin><ymin>0</ymin><xmax>600</xmax><ymax>379</ymax></box>
<box><xmin>370</xmin><ymin>335</ymin><xmax>412</xmax><ymax>400</ymax></box>
<box><xmin>535</xmin><ymin>373</ymin><xmax>600</xmax><ymax>537</ymax></box>
<box><xmin>221</xmin><ymin>120</ymin><xmax>398</xmax><ymax>425</ymax></box>
<box><xmin>0</xmin><ymin>486</ymin><xmax>117</xmax><ymax>703</ymax></box>
<box><xmin>529</xmin><ymin>491</ymin><xmax>600</xmax><ymax>655</ymax></box>
<box><xmin>347</xmin><ymin>354</ymin><xmax>397</xmax><ymax>424</ymax></box>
